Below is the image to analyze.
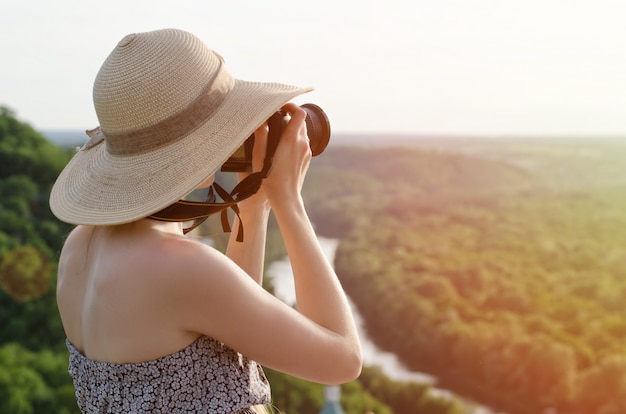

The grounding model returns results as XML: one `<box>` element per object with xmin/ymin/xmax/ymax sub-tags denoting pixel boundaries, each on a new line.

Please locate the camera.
<box><xmin>221</xmin><ymin>103</ymin><xmax>331</xmax><ymax>172</ymax></box>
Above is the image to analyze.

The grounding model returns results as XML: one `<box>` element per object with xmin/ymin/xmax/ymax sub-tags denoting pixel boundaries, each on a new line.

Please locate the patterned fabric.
<box><xmin>66</xmin><ymin>336</ymin><xmax>271</xmax><ymax>413</ymax></box>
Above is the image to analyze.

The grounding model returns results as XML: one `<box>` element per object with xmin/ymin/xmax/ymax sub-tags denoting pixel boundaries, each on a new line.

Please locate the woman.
<box><xmin>50</xmin><ymin>28</ymin><xmax>362</xmax><ymax>413</ymax></box>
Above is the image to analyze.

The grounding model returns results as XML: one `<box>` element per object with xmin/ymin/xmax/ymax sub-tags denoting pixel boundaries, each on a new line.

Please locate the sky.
<box><xmin>1</xmin><ymin>0</ymin><xmax>625</xmax><ymax>136</ymax></box>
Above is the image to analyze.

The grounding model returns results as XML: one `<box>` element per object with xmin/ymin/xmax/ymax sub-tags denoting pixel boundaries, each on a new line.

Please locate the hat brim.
<box><xmin>50</xmin><ymin>80</ymin><xmax>312</xmax><ymax>225</ymax></box>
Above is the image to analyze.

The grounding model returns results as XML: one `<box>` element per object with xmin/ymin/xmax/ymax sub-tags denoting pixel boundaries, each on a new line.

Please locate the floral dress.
<box><xmin>66</xmin><ymin>336</ymin><xmax>271</xmax><ymax>413</ymax></box>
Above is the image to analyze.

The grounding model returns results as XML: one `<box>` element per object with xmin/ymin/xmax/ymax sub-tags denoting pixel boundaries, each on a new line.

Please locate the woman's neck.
<box><xmin>105</xmin><ymin>218</ymin><xmax>185</xmax><ymax>237</ymax></box>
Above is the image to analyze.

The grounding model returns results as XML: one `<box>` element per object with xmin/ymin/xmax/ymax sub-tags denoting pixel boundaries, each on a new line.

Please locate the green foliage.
<box><xmin>340</xmin><ymin>379</ymin><xmax>393</xmax><ymax>414</ymax></box>
<box><xmin>307</xmin><ymin>138</ymin><xmax>626</xmax><ymax>413</ymax></box>
<box><xmin>0</xmin><ymin>107</ymin><xmax>72</xmax><ymax>261</ymax></box>
<box><xmin>0</xmin><ymin>245</ymin><xmax>52</xmax><ymax>301</ymax></box>
<box><xmin>264</xmin><ymin>369</ymin><xmax>324</xmax><ymax>413</ymax></box>
<box><xmin>573</xmin><ymin>354</ymin><xmax>626</xmax><ymax>413</ymax></box>
<box><xmin>358</xmin><ymin>365</ymin><xmax>466</xmax><ymax>413</ymax></box>
<box><xmin>417</xmin><ymin>393</ymin><xmax>462</xmax><ymax>414</ymax></box>
<box><xmin>0</xmin><ymin>343</ymin><xmax>78</xmax><ymax>414</ymax></box>
<box><xmin>0</xmin><ymin>269</ymin><xmax>66</xmax><ymax>352</ymax></box>
<box><xmin>0</xmin><ymin>108</ymin><xmax>74</xmax><ymax>412</ymax></box>
<box><xmin>0</xmin><ymin>107</ymin><xmax>68</xmax><ymax>189</ymax></box>
<box><xmin>0</xmin><ymin>108</ymin><xmax>71</xmax><ymax>352</ymax></box>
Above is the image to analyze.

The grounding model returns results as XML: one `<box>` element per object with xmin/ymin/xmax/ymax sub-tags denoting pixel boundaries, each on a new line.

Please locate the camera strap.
<box><xmin>148</xmin><ymin>172</ymin><xmax>263</xmax><ymax>240</ymax></box>
<box><xmin>148</xmin><ymin>114</ymin><xmax>282</xmax><ymax>241</ymax></box>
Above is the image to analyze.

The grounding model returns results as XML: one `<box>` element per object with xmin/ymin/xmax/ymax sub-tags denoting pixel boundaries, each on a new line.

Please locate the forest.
<box><xmin>307</xmin><ymin>137</ymin><xmax>626</xmax><ymax>413</ymax></box>
<box><xmin>1</xmin><ymin>104</ymin><xmax>625</xmax><ymax>413</ymax></box>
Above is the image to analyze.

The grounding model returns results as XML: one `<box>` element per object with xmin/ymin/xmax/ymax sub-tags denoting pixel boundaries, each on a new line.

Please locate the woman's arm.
<box><xmin>225</xmin><ymin>202</ymin><xmax>270</xmax><ymax>285</ymax></box>
<box><xmin>263</xmin><ymin>104</ymin><xmax>362</xmax><ymax>376</ymax></box>
<box><xmin>170</xmin><ymin>105</ymin><xmax>362</xmax><ymax>383</ymax></box>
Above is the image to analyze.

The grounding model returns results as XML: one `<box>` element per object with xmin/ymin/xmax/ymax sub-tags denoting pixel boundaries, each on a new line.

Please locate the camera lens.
<box><xmin>301</xmin><ymin>103</ymin><xmax>331</xmax><ymax>156</ymax></box>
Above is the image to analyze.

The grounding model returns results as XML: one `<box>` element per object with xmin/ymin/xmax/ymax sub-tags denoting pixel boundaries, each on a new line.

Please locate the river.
<box><xmin>266</xmin><ymin>237</ymin><xmax>497</xmax><ymax>414</ymax></box>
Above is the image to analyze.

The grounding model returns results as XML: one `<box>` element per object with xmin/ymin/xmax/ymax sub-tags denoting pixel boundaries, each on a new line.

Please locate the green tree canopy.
<box><xmin>0</xmin><ymin>245</ymin><xmax>52</xmax><ymax>301</ymax></box>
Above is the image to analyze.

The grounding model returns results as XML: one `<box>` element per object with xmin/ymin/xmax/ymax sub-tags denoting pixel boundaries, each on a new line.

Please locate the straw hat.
<box><xmin>49</xmin><ymin>28</ymin><xmax>311</xmax><ymax>225</ymax></box>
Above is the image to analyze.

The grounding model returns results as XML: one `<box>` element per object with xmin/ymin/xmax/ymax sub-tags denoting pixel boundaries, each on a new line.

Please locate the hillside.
<box><xmin>304</xmin><ymin>136</ymin><xmax>626</xmax><ymax>414</ymax></box>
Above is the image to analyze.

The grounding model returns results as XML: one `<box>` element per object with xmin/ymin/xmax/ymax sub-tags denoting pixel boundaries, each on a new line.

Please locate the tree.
<box><xmin>573</xmin><ymin>354</ymin><xmax>626</xmax><ymax>413</ymax></box>
<box><xmin>0</xmin><ymin>343</ymin><xmax>78</xmax><ymax>414</ymax></box>
<box><xmin>0</xmin><ymin>108</ymin><xmax>69</xmax><ymax>351</ymax></box>
<box><xmin>0</xmin><ymin>245</ymin><xmax>52</xmax><ymax>301</ymax></box>
<box><xmin>0</xmin><ymin>106</ymin><xmax>68</xmax><ymax>187</ymax></box>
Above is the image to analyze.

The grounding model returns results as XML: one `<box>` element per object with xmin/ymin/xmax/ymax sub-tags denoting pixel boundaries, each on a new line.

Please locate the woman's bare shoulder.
<box><xmin>128</xmin><ymin>232</ymin><xmax>243</xmax><ymax>295</ymax></box>
<box><xmin>58</xmin><ymin>226</ymin><xmax>94</xmax><ymax>273</ymax></box>
<box><xmin>141</xmin><ymin>233</ymin><xmax>230</xmax><ymax>269</ymax></box>
<box><xmin>62</xmin><ymin>225</ymin><xmax>93</xmax><ymax>248</ymax></box>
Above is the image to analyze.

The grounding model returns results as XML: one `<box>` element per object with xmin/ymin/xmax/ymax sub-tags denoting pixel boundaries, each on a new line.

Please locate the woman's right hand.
<box><xmin>259</xmin><ymin>103</ymin><xmax>312</xmax><ymax>210</ymax></box>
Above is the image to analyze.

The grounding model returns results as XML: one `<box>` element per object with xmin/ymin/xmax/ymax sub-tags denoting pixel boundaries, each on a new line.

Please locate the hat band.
<box><xmin>103</xmin><ymin>61</ymin><xmax>235</xmax><ymax>156</ymax></box>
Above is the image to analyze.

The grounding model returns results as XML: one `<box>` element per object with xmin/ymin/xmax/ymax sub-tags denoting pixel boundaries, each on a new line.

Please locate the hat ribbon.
<box><xmin>83</xmin><ymin>60</ymin><xmax>234</xmax><ymax>156</ymax></box>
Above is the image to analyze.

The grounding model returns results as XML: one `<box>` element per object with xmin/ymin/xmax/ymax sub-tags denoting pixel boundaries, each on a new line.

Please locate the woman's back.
<box><xmin>57</xmin><ymin>221</ymin><xmax>203</xmax><ymax>363</ymax></box>
<box><xmin>58</xmin><ymin>221</ymin><xmax>277</xmax><ymax>413</ymax></box>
